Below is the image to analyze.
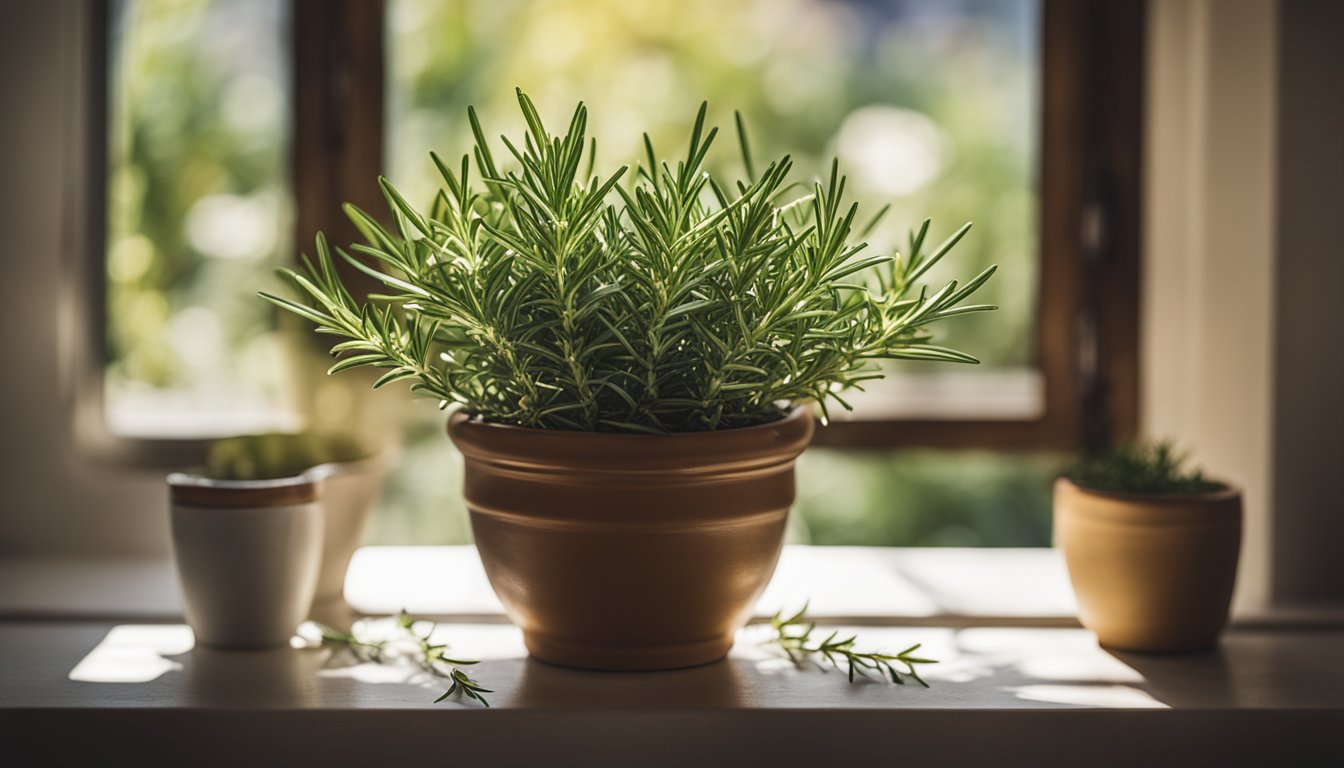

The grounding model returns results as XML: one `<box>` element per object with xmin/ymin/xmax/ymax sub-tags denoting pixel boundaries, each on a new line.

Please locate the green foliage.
<box><xmin>262</xmin><ymin>91</ymin><xmax>996</xmax><ymax>433</ymax></box>
<box><xmin>770</xmin><ymin>604</ymin><xmax>935</xmax><ymax>687</ymax></box>
<box><xmin>1065</xmin><ymin>441</ymin><xmax>1225</xmax><ymax>496</ymax></box>
<box><xmin>108</xmin><ymin>0</ymin><xmax>290</xmax><ymax>394</ymax></box>
<box><xmin>793</xmin><ymin>449</ymin><xmax>1056</xmax><ymax>547</ymax></box>
<box><xmin>318</xmin><ymin>611</ymin><xmax>491</xmax><ymax>707</ymax></box>
<box><xmin>203</xmin><ymin>432</ymin><xmax>371</xmax><ymax>481</ymax></box>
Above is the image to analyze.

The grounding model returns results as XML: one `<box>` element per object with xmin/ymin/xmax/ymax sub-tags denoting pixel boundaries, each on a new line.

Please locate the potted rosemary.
<box><xmin>1056</xmin><ymin>442</ymin><xmax>1242</xmax><ymax>652</ymax></box>
<box><xmin>262</xmin><ymin>91</ymin><xmax>996</xmax><ymax>670</ymax></box>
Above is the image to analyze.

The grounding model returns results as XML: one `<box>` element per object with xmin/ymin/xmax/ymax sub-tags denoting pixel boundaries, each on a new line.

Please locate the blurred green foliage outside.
<box><xmin>107</xmin><ymin>0</ymin><xmax>296</xmax><ymax>435</ymax></box>
<box><xmin>387</xmin><ymin>0</ymin><xmax>1039</xmax><ymax>367</ymax></box>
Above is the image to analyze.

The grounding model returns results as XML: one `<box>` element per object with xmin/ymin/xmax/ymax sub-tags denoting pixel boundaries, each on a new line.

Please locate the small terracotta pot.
<box><xmin>1053</xmin><ymin>478</ymin><xmax>1242</xmax><ymax>653</ymax></box>
<box><xmin>448</xmin><ymin>408</ymin><xmax>814</xmax><ymax>671</ymax></box>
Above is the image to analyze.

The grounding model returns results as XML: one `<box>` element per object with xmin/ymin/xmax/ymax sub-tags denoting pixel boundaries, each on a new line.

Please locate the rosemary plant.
<box><xmin>770</xmin><ymin>604</ymin><xmax>935</xmax><ymax>686</ymax></box>
<box><xmin>1065</xmin><ymin>441</ymin><xmax>1225</xmax><ymax>495</ymax></box>
<box><xmin>261</xmin><ymin>90</ymin><xmax>997</xmax><ymax>433</ymax></box>
<box><xmin>318</xmin><ymin>611</ymin><xmax>492</xmax><ymax>706</ymax></box>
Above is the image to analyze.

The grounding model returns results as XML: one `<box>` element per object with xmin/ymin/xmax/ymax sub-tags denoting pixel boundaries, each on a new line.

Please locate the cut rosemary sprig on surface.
<box><xmin>769</xmin><ymin>604</ymin><xmax>936</xmax><ymax>687</ymax></box>
<box><xmin>317</xmin><ymin>610</ymin><xmax>492</xmax><ymax>707</ymax></box>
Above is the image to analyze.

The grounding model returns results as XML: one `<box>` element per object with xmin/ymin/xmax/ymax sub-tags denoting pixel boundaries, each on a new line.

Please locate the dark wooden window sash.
<box><xmin>71</xmin><ymin>0</ymin><xmax>389</xmax><ymax>466</ymax></box>
<box><xmin>815</xmin><ymin>0</ymin><xmax>1142</xmax><ymax>451</ymax></box>
<box><xmin>293</xmin><ymin>0</ymin><xmax>386</xmax><ymax>299</ymax></box>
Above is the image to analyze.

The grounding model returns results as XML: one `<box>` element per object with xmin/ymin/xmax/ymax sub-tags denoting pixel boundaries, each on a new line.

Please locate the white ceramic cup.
<box><xmin>168</xmin><ymin>474</ymin><xmax>324</xmax><ymax>649</ymax></box>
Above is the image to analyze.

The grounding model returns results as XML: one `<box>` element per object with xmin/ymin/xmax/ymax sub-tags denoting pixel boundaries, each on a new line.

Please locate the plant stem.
<box><xmin>769</xmin><ymin>604</ymin><xmax>936</xmax><ymax>687</ymax></box>
<box><xmin>317</xmin><ymin>611</ymin><xmax>492</xmax><ymax>706</ymax></box>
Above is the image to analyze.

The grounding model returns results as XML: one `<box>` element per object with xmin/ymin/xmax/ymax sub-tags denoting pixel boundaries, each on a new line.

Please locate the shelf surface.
<box><xmin>4</xmin><ymin>546</ymin><xmax>1343</xmax><ymax>765</ymax></box>
<box><xmin>0</xmin><ymin>545</ymin><xmax>1082</xmax><ymax>624</ymax></box>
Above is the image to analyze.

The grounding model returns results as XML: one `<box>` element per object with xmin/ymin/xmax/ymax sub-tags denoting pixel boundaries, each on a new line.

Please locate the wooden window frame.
<box><xmin>813</xmin><ymin>0</ymin><xmax>1142</xmax><ymax>451</ymax></box>
<box><xmin>293</xmin><ymin>0</ymin><xmax>386</xmax><ymax>295</ymax></box>
<box><xmin>80</xmin><ymin>0</ymin><xmax>1141</xmax><ymax>464</ymax></box>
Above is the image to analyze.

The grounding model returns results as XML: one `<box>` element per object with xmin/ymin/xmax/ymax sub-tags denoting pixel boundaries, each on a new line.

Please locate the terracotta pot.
<box><xmin>448</xmin><ymin>408</ymin><xmax>814</xmax><ymax>671</ymax></box>
<box><xmin>1053</xmin><ymin>478</ymin><xmax>1242</xmax><ymax>652</ymax></box>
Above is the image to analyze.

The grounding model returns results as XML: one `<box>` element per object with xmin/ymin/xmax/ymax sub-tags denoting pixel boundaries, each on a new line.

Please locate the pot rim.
<box><xmin>167</xmin><ymin>472</ymin><xmax>319</xmax><ymax>507</ymax></box>
<box><xmin>451</xmin><ymin>405</ymin><xmax>810</xmax><ymax>436</ymax></box>
<box><xmin>1054</xmin><ymin>476</ymin><xmax>1241</xmax><ymax>504</ymax></box>
<box><xmin>448</xmin><ymin>406</ymin><xmax>815</xmax><ymax>473</ymax></box>
<box><xmin>167</xmin><ymin>472</ymin><xmax>316</xmax><ymax>490</ymax></box>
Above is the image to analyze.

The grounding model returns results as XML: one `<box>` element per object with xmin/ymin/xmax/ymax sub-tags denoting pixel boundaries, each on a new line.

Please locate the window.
<box><xmin>90</xmin><ymin>0</ymin><xmax>1140</xmax><ymax>547</ymax></box>
<box><xmin>105</xmin><ymin>0</ymin><xmax>299</xmax><ymax>437</ymax></box>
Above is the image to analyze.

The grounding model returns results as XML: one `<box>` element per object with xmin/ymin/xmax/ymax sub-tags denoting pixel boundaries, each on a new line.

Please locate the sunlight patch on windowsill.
<box><xmin>827</xmin><ymin>368</ymin><xmax>1044</xmax><ymax>421</ymax></box>
<box><xmin>1009</xmin><ymin>684</ymin><xmax>1169</xmax><ymax>709</ymax></box>
<box><xmin>61</xmin><ymin>622</ymin><xmax>1175</xmax><ymax>710</ymax></box>
<box><xmin>68</xmin><ymin>624</ymin><xmax>193</xmax><ymax>683</ymax></box>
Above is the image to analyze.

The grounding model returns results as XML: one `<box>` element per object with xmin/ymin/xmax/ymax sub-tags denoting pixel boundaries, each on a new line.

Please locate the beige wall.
<box><xmin>1144</xmin><ymin>0</ymin><xmax>1344</xmax><ymax>609</ymax></box>
<box><xmin>0</xmin><ymin>3</ymin><xmax>169</xmax><ymax>556</ymax></box>
<box><xmin>1142</xmin><ymin>0</ymin><xmax>1279</xmax><ymax>612</ymax></box>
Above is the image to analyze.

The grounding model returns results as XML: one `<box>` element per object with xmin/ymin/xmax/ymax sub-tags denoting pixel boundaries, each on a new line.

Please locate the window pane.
<box><xmin>792</xmin><ymin>449</ymin><xmax>1057</xmax><ymax>546</ymax></box>
<box><xmin>374</xmin><ymin>0</ymin><xmax>1049</xmax><ymax>546</ymax></box>
<box><xmin>387</xmin><ymin>0</ymin><xmax>1040</xmax><ymax>420</ymax></box>
<box><xmin>368</xmin><ymin>439</ymin><xmax>1059</xmax><ymax>548</ymax></box>
<box><xmin>106</xmin><ymin>0</ymin><xmax>298</xmax><ymax>437</ymax></box>
<box><xmin>388</xmin><ymin>0</ymin><xmax>1037</xmax><ymax>361</ymax></box>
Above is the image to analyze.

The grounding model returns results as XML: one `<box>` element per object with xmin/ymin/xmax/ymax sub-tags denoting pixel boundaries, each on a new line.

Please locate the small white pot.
<box><xmin>168</xmin><ymin>474</ymin><xmax>324</xmax><ymax>649</ymax></box>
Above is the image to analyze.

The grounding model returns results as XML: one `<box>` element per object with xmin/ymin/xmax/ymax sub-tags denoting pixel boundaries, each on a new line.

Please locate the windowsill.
<box><xmin>3</xmin><ymin>545</ymin><xmax>1340</xmax><ymax>628</ymax></box>
<box><xmin>4</xmin><ymin>545</ymin><xmax>1081</xmax><ymax>624</ymax></box>
<box><xmin>828</xmin><ymin>368</ymin><xmax>1046</xmax><ymax>420</ymax></box>
<box><xmin>3</xmin><ymin>546</ymin><xmax>1343</xmax><ymax>763</ymax></box>
<box><xmin>343</xmin><ymin>545</ymin><xmax>1082</xmax><ymax>626</ymax></box>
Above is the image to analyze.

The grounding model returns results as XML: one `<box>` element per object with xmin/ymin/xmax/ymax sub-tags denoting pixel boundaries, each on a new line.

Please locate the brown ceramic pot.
<box><xmin>1053</xmin><ymin>478</ymin><xmax>1242</xmax><ymax>653</ymax></box>
<box><xmin>448</xmin><ymin>407</ymin><xmax>814</xmax><ymax>671</ymax></box>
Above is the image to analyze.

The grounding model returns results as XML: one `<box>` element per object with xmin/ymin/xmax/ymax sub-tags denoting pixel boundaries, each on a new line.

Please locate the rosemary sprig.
<box><xmin>1065</xmin><ymin>440</ymin><xmax>1226</xmax><ymax>495</ymax></box>
<box><xmin>318</xmin><ymin>610</ymin><xmax>493</xmax><ymax>707</ymax></box>
<box><xmin>769</xmin><ymin>604</ymin><xmax>936</xmax><ymax>687</ymax></box>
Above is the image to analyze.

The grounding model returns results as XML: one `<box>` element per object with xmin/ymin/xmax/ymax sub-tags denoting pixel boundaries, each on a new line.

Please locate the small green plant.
<box><xmin>261</xmin><ymin>90</ymin><xmax>996</xmax><ymax>433</ymax></box>
<box><xmin>1065</xmin><ymin>441</ymin><xmax>1225</xmax><ymax>495</ymax></box>
<box><xmin>317</xmin><ymin>611</ymin><xmax>492</xmax><ymax>707</ymax></box>
<box><xmin>203</xmin><ymin>432</ymin><xmax>370</xmax><ymax>480</ymax></box>
<box><xmin>770</xmin><ymin>604</ymin><xmax>936</xmax><ymax>687</ymax></box>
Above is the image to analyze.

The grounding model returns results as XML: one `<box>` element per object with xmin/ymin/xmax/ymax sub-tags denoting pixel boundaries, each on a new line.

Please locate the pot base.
<box><xmin>523</xmin><ymin>630</ymin><xmax>734</xmax><ymax>671</ymax></box>
<box><xmin>1099</xmin><ymin>638</ymin><xmax>1220</xmax><ymax>655</ymax></box>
